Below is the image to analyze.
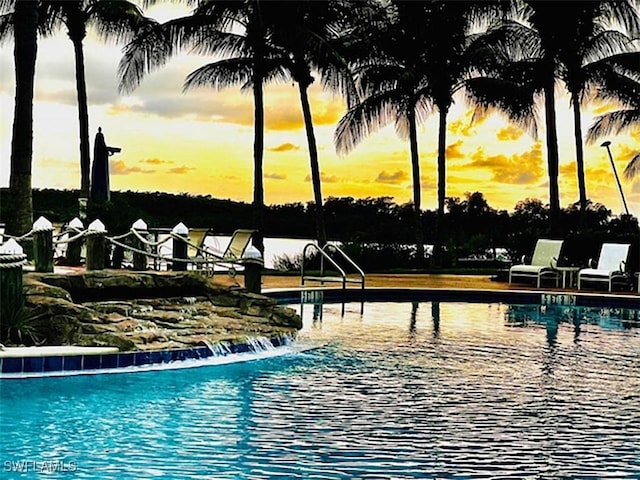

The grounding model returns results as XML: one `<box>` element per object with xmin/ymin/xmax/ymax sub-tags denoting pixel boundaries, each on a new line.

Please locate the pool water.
<box><xmin>1</xmin><ymin>300</ymin><xmax>639</xmax><ymax>479</ymax></box>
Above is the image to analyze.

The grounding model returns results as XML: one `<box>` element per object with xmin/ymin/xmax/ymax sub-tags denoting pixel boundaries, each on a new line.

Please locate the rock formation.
<box><xmin>20</xmin><ymin>270</ymin><xmax>301</xmax><ymax>352</ymax></box>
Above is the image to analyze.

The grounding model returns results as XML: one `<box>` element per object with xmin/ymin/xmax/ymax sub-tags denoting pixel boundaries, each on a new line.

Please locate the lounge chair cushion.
<box><xmin>509</xmin><ymin>239</ymin><xmax>563</xmax><ymax>287</ymax></box>
<box><xmin>577</xmin><ymin>243</ymin><xmax>631</xmax><ymax>291</ymax></box>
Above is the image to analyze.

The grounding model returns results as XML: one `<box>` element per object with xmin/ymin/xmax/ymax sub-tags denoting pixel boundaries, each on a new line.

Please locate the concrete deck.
<box><xmin>253</xmin><ymin>273</ymin><xmax>639</xmax><ymax>296</ymax></box>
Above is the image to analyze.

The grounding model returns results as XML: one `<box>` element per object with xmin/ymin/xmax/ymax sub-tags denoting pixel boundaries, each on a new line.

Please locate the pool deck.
<box><xmin>46</xmin><ymin>266</ymin><xmax>637</xmax><ymax>296</ymax></box>
<box><xmin>258</xmin><ymin>272</ymin><xmax>639</xmax><ymax>296</ymax></box>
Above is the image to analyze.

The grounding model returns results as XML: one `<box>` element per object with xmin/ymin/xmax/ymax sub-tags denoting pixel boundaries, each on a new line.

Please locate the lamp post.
<box><xmin>600</xmin><ymin>141</ymin><xmax>629</xmax><ymax>216</ymax></box>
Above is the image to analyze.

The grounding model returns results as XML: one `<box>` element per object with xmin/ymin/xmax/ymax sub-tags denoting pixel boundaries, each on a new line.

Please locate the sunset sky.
<box><xmin>1</xmin><ymin>2</ymin><xmax>638</xmax><ymax>217</ymax></box>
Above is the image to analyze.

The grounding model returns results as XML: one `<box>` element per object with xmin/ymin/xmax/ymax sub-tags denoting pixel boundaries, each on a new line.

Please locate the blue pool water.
<box><xmin>1</xmin><ymin>300</ymin><xmax>639</xmax><ymax>479</ymax></box>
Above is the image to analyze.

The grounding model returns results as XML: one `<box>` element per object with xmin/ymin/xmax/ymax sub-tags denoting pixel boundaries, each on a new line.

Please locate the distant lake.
<box><xmin>198</xmin><ymin>233</ymin><xmax>313</xmax><ymax>270</ymax></box>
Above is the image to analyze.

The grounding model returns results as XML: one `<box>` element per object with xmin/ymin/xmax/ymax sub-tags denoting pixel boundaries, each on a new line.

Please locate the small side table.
<box><xmin>556</xmin><ymin>266</ymin><xmax>580</xmax><ymax>289</ymax></box>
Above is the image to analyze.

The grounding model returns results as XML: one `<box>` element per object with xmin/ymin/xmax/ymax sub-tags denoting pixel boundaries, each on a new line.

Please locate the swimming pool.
<box><xmin>2</xmin><ymin>298</ymin><xmax>639</xmax><ymax>479</ymax></box>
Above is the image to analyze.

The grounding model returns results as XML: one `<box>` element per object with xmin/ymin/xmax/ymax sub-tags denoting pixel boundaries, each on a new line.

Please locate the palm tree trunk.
<box><xmin>71</xmin><ymin>34</ymin><xmax>91</xmax><ymax>199</ymax></box>
<box><xmin>7</xmin><ymin>0</ymin><xmax>38</xmax><ymax>237</ymax></box>
<box><xmin>297</xmin><ymin>82</ymin><xmax>327</xmax><ymax>247</ymax></box>
<box><xmin>252</xmin><ymin>74</ymin><xmax>265</xmax><ymax>256</ymax></box>
<box><xmin>432</xmin><ymin>105</ymin><xmax>449</xmax><ymax>267</ymax></box>
<box><xmin>543</xmin><ymin>74</ymin><xmax>561</xmax><ymax>232</ymax></box>
<box><xmin>408</xmin><ymin>107</ymin><xmax>425</xmax><ymax>265</ymax></box>
<box><xmin>571</xmin><ymin>93</ymin><xmax>587</xmax><ymax>216</ymax></box>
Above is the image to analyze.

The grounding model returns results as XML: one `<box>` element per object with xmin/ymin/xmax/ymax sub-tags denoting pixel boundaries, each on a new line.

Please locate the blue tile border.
<box><xmin>118</xmin><ymin>353</ymin><xmax>134</xmax><ymax>369</ymax></box>
<box><xmin>2</xmin><ymin>357</ymin><xmax>22</xmax><ymax>374</ymax></box>
<box><xmin>63</xmin><ymin>356</ymin><xmax>82</xmax><ymax>371</ymax></box>
<box><xmin>23</xmin><ymin>356</ymin><xmax>43</xmax><ymax>374</ymax></box>
<box><xmin>83</xmin><ymin>354</ymin><xmax>101</xmax><ymax>370</ymax></box>
<box><xmin>44</xmin><ymin>356</ymin><xmax>63</xmax><ymax>372</ymax></box>
<box><xmin>0</xmin><ymin>334</ymin><xmax>295</xmax><ymax>379</ymax></box>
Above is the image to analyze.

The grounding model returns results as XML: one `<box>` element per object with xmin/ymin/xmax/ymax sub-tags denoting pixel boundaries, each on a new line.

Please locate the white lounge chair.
<box><xmin>577</xmin><ymin>243</ymin><xmax>630</xmax><ymax>292</ymax></box>
<box><xmin>197</xmin><ymin>229</ymin><xmax>256</xmax><ymax>275</ymax></box>
<box><xmin>509</xmin><ymin>239</ymin><xmax>563</xmax><ymax>288</ymax></box>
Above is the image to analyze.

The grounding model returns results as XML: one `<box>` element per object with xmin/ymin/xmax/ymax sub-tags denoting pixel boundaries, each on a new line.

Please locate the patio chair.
<box><xmin>577</xmin><ymin>243</ymin><xmax>630</xmax><ymax>292</ymax></box>
<box><xmin>508</xmin><ymin>239</ymin><xmax>564</xmax><ymax>288</ymax></box>
<box><xmin>197</xmin><ymin>229</ymin><xmax>256</xmax><ymax>275</ymax></box>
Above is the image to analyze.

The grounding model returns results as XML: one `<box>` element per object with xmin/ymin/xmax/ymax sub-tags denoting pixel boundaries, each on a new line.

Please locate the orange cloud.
<box><xmin>376</xmin><ymin>170</ymin><xmax>409</xmax><ymax>184</ymax></box>
<box><xmin>559</xmin><ymin>163</ymin><xmax>577</xmax><ymax>177</ymax></box>
<box><xmin>167</xmin><ymin>166</ymin><xmax>196</xmax><ymax>174</ymax></box>
<box><xmin>496</xmin><ymin>125</ymin><xmax>524</xmax><ymax>141</ymax></box>
<box><xmin>448</xmin><ymin>110</ymin><xmax>478</xmax><ymax>137</ymax></box>
<box><xmin>420</xmin><ymin>174</ymin><xmax>437</xmax><ymax>190</ymax></box>
<box><xmin>111</xmin><ymin>160</ymin><xmax>155</xmax><ymax>175</ymax></box>
<box><xmin>617</xmin><ymin>141</ymin><xmax>640</xmax><ymax>161</ymax></box>
<box><xmin>141</xmin><ymin>157</ymin><xmax>174</xmax><ymax>165</ymax></box>
<box><xmin>466</xmin><ymin>144</ymin><xmax>544</xmax><ymax>184</ymax></box>
<box><xmin>265</xmin><ymin>172</ymin><xmax>287</xmax><ymax>180</ymax></box>
<box><xmin>304</xmin><ymin>172</ymin><xmax>339</xmax><ymax>183</ymax></box>
<box><xmin>268</xmin><ymin>143</ymin><xmax>300</xmax><ymax>152</ymax></box>
<box><xmin>446</xmin><ymin>140</ymin><xmax>465</xmax><ymax>159</ymax></box>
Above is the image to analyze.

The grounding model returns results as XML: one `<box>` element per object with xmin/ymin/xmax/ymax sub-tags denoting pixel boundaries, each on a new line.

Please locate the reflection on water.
<box><xmin>506</xmin><ymin>303</ymin><xmax>640</xmax><ymax>334</ymax></box>
<box><xmin>431</xmin><ymin>301</ymin><xmax>441</xmax><ymax>339</ymax></box>
<box><xmin>4</xmin><ymin>298</ymin><xmax>639</xmax><ymax>479</ymax></box>
<box><xmin>292</xmin><ymin>299</ymin><xmax>640</xmax><ymax>479</ymax></box>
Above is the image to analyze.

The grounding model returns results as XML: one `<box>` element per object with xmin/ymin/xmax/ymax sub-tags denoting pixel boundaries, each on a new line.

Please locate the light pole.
<box><xmin>600</xmin><ymin>141</ymin><xmax>630</xmax><ymax>216</ymax></box>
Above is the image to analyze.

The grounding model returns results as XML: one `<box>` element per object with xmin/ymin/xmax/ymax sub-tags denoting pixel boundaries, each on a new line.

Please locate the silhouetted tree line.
<box><xmin>2</xmin><ymin>188</ymin><xmax>636</xmax><ymax>272</ymax></box>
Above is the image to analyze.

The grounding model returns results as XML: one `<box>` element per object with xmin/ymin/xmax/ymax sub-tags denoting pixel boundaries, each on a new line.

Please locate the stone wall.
<box><xmin>20</xmin><ymin>270</ymin><xmax>301</xmax><ymax>351</ymax></box>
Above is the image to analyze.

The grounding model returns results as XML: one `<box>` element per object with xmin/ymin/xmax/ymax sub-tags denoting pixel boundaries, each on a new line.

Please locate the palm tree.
<box><xmin>466</xmin><ymin>0</ymin><xmax>640</xmax><ymax>229</ymax></box>
<box><xmin>120</xmin><ymin>0</ymin><xmax>360</xmax><ymax>251</ymax></box>
<box><xmin>336</xmin><ymin>0</ymin><xmax>505</xmax><ymax>266</ymax></box>
<box><xmin>554</xmin><ymin>2</ymin><xmax>639</xmax><ymax>214</ymax></box>
<box><xmin>1</xmin><ymin>0</ymin><xmax>39</xmax><ymax>237</ymax></box>
<box><xmin>335</xmin><ymin>0</ymin><xmax>428</xmax><ymax>264</ymax></box>
<box><xmin>119</xmin><ymin>0</ymin><xmax>279</xmax><ymax>255</ymax></box>
<box><xmin>586</xmin><ymin>69</ymin><xmax>640</xmax><ymax>181</ymax></box>
<box><xmin>253</xmin><ymin>0</ymin><xmax>360</xmax><ymax>247</ymax></box>
<box><xmin>43</xmin><ymin>0</ymin><xmax>155</xmax><ymax>200</ymax></box>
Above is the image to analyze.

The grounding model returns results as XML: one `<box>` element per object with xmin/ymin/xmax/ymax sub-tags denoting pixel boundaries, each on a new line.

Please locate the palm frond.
<box><xmin>0</xmin><ymin>0</ymin><xmax>13</xmax><ymax>14</ymax></box>
<box><xmin>586</xmin><ymin>109</ymin><xmax>640</xmax><ymax>143</ymax></box>
<box><xmin>591</xmin><ymin>70</ymin><xmax>640</xmax><ymax>108</ymax></box>
<box><xmin>597</xmin><ymin>51</ymin><xmax>640</xmax><ymax>81</ymax></box>
<box><xmin>260</xmin><ymin>58</ymin><xmax>291</xmax><ymax>89</ymax></box>
<box><xmin>36</xmin><ymin>1</ymin><xmax>62</xmax><ymax>37</ymax></box>
<box><xmin>497</xmin><ymin>20</ymin><xmax>543</xmax><ymax>62</ymax></box>
<box><xmin>0</xmin><ymin>12</ymin><xmax>13</xmax><ymax>44</ymax></box>
<box><xmin>193</xmin><ymin>0</ymin><xmax>248</xmax><ymax>31</ymax></box>
<box><xmin>118</xmin><ymin>15</ymin><xmax>216</xmax><ymax>94</ymax></box>
<box><xmin>583</xmin><ymin>30</ymin><xmax>636</xmax><ymax>64</ymax></box>
<box><xmin>118</xmin><ymin>23</ymin><xmax>172</xmax><ymax>94</ymax></box>
<box><xmin>318</xmin><ymin>64</ymin><xmax>359</xmax><ymax>109</ymax></box>
<box><xmin>355</xmin><ymin>63</ymin><xmax>403</xmax><ymax>98</ymax></box>
<box><xmin>602</xmin><ymin>0</ymin><xmax>640</xmax><ymax>39</ymax></box>
<box><xmin>413</xmin><ymin>95</ymin><xmax>436</xmax><ymax>125</ymax></box>
<box><xmin>189</xmin><ymin>30</ymin><xmax>248</xmax><ymax>58</ymax></box>
<box><xmin>465</xmin><ymin>76</ymin><xmax>539</xmax><ymax>138</ymax></box>
<box><xmin>334</xmin><ymin>91</ymin><xmax>401</xmax><ymax>156</ymax></box>
<box><xmin>623</xmin><ymin>152</ymin><xmax>640</xmax><ymax>180</ymax></box>
<box><xmin>88</xmin><ymin>0</ymin><xmax>157</xmax><ymax>45</ymax></box>
<box><xmin>394</xmin><ymin>105</ymin><xmax>412</xmax><ymax>141</ymax></box>
<box><xmin>183</xmin><ymin>58</ymin><xmax>254</xmax><ymax>92</ymax></box>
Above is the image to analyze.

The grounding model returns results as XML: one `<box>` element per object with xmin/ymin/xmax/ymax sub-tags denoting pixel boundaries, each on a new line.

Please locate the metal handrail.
<box><xmin>301</xmin><ymin>242</ymin><xmax>365</xmax><ymax>289</ymax></box>
<box><xmin>322</xmin><ymin>243</ymin><xmax>365</xmax><ymax>289</ymax></box>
